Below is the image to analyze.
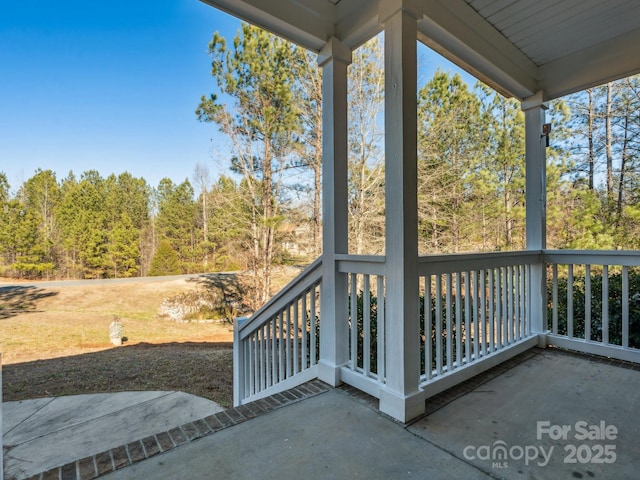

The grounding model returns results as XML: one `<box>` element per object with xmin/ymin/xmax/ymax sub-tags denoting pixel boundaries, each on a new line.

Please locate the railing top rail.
<box><xmin>238</xmin><ymin>257</ymin><xmax>322</xmax><ymax>339</ymax></box>
<box><xmin>336</xmin><ymin>254</ymin><xmax>386</xmax><ymax>275</ymax></box>
<box><xmin>418</xmin><ymin>250</ymin><xmax>542</xmax><ymax>274</ymax></box>
<box><xmin>335</xmin><ymin>254</ymin><xmax>385</xmax><ymax>263</ymax></box>
<box><xmin>543</xmin><ymin>249</ymin><xmax>640</xmax><ymax>266</ymax></box>
<box><xmin>418</xmin><ymin>250</ymin><xmax>542</xmax><ymax>262</ymax></box>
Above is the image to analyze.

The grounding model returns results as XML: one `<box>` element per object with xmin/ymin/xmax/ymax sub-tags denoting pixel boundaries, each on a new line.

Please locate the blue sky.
<box><xmin>1</xmin><ymin>0</ymin><xmax>474</xmax><ymax>192</ymax></box>
<box><xmin>1</xmin><ymin>0</ymin><xmax>242</xmax><ymax>191</ymax></box>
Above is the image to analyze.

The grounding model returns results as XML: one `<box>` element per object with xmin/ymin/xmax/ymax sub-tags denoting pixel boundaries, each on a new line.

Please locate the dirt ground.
<box><xmin>0</xmin><ymin>270</ymin><xmax>301</xmax><ymax>408</ymax></box>
<box><xmin>2</xmin><ymin>342</ymin><xmax>234</xmax><ymax>407</ymax></box>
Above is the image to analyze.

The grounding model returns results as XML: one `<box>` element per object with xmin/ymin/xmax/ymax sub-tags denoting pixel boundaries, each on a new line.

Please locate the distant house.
<box><xmin>280</xmin><ymin>222</ymin><xmax>315</xmax><ymax>259</ymax></box>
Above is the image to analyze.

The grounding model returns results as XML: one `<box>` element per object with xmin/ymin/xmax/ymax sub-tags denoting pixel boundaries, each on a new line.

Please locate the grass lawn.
<box><xmin>0</xmin><ymin>275</ymin><xmax>242</xmax><ymax>408</ymax></box>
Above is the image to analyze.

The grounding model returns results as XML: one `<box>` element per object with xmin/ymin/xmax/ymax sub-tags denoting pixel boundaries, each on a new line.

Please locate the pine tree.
<box><xmin>5</xmin><ymin>170</ymin><xmax>60</xmax><ymax>278</ymax></box>
<box><xmin>475</xmin><ymin>84</ymin><xmax>526</xmax><ymax>250</ymax></box>
<box><xmin>148</xmin><ymin>239</ymin><xmax>182</xmax><ymax>276</ymax></box>
<box><xmin>155</xmin><ymin>178</ymin><xmax>197</xmax><ymax>273</ymax></box>
<box><xmin>417</xmin><ymin>71</ymin><xmax>483</xmax><ymax>253</ymax></box>
<box><xmin>197</xmin><ymin>24</ymin><xmax>302</xmax><ymax>305</ymax></box>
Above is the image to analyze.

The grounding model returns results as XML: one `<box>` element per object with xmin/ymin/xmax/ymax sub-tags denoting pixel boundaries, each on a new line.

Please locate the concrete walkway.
<box><xmin>3</xmin><ymin>391</ymin><xmax>224</xmax><ymax>480</ymax></box>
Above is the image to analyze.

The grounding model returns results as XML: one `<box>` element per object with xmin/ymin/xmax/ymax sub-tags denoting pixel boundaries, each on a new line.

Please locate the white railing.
<box><xmin>233</xmin><ymin>258</ymin><xmax>322</xmax><ymax>405</ymax></box>
<box><xmin>232</xmin><ymin>250</ymin><xmax>640</xmax><ymax>409</ymax></box>
<box><xmin>544</xmin><ymin>250</ymin><xmax>640</xmax><ymax>363</ymax></box>
<box><xmin>418</xmin><ymin>251</ymin><xmax>541</xmax><ymax>393</ymax></box>
<box><xmin>334</xmin><ymin>252</ymin><xmax>542</xmax><ymax>399</ymax></box>
<box><xmin>336</xmin><ymin>255</ymin><xmax>386</xmax><ymax>395</ymax></box>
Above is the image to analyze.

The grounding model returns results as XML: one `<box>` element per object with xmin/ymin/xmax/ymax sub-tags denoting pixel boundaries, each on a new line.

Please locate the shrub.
<box><xmin>549</xmin><ymin>268</ymin><xmax>640</xmax><ymax>348</ymax></box>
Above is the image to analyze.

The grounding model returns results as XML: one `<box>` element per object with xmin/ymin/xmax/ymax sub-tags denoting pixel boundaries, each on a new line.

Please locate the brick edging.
<box><xmin>25</xmin><ymin>380</ymin><xmax>331</xmax><ymax>480</ymax></box>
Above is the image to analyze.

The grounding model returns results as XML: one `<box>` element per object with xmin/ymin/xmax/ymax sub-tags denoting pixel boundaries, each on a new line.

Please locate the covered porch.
<box><xmin>208</xmin><ymin>0</ymin><xmax>640</xmax><ymax>423</ymax></box>
<box><xmin>87</xmin><ymin>347</ymin><xmax>640</xmax><ymax>479</ymax></box>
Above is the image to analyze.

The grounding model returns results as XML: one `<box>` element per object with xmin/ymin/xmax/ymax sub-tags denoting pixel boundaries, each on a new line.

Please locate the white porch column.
<box><xmin>523</xmin><ymin>92</ymin><xmax>548</xmax><ymax>344</ymax></box>
<box><xmin>318</xmin><ymin>38</ymin><xmax>352</xmax><ymax>386</ymax></box>
<box><xmin>379</xmin><ymin>0</ymin><xmax>424</xmax><ymax>422</ymax></box>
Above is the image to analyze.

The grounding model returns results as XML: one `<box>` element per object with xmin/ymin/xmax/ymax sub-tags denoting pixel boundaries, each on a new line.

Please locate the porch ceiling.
<box><xmin>200</xmin><ymin>0</ymin><xmax>640</xmax><ymax>101</ymax></box>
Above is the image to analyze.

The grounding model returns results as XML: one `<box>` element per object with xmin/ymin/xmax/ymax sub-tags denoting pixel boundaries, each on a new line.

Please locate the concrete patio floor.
<box><xmin>4</xmin><ymin>347</ymin><xmax>640</xmax><ymax>479</ymax></box>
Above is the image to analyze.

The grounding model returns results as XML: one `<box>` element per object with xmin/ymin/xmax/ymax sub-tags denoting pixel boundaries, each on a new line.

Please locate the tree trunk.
<box><xmin>617</xmin><ymin>111</ymin><xmax>629</xmax><ymax>221</ymax></box>
<box><xmin>313</xmin><ymin>152</ymin><xmax>322</xmax><ymax>258</ymax></box>
<box><xmin>606</xmin><ymin>82</ymin><xmax>614</xmax><ymax>198</ymax></box>
<box><xmin>587</xmin><ymin>88</ymin><xmax>595</xmax><ymax>190</ymax></box>
<box><xmin>262</xmin><ymin>137</ymin><xmax>273</xmax><ymax>304</ymax></box>
<box><xmin>505</xmin><ymin>177</ymin><xmax>513</xmax><ymax>247</ymax></box>
<box><xmin>202</xmin><ymin>189</ymin><xmax>208</xmax><ymax>268</ymax></box>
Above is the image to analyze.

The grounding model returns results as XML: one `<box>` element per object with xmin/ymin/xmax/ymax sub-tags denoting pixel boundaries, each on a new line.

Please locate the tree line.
<box><xmin>2</xmin><ymin>25</ymin><xmax>640</xmax><ymax>306</ymax></box>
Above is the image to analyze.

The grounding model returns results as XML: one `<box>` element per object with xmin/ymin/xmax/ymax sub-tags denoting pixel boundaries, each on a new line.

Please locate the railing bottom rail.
<box><xmin>236</xmin><ymin>366</ymin><xmax>319</xmax><ymax>404</ymax></box>
<box><xmin>546</xmin><ymin>334</ymin><xmax>640</xmax><ymax>364</ymax></box>
<box><xmin>419</xmin><ymin>336</ymin><xmax>539</xmax><ymax>400</ymax></box>
<box><xmin>338</xmin><ymin>335</ymin><xmax>539</xmax><ymax>405</ymax></box>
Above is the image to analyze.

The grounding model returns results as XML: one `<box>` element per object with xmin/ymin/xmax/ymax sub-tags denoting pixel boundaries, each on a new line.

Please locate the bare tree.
<box><xmin>348</xmin><ymin>35</ymin><xmax>386</xmax><ymax>255</ymax></box>
<box><xmin>193</xmin><ymin>162</ymin><xmax>212</xmax><ymax>269</ymax></box>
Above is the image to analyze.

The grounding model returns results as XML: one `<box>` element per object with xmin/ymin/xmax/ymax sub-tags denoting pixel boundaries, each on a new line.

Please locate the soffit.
<box><xmin>200</xmin><ymin>0</ymin><xmax>640</xmax><ymax>101</ymax></box>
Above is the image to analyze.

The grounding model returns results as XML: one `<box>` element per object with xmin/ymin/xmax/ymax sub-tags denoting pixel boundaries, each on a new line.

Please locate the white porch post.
<box><xmin>379</xmin><ymin>0</ymin><xmax>424</xmax><ymax>422</ymax></box>
<box><xmin>318</xmin><ymin>38</ymin><xmax>352</xmax><ymax>386</ymax></box>
<box><xmin>523</xmin><ymin>92</ymin><xmax>548</xmax><ymax>344</ymax></box>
